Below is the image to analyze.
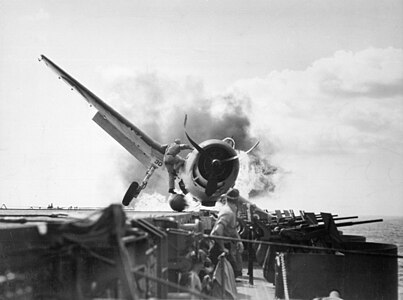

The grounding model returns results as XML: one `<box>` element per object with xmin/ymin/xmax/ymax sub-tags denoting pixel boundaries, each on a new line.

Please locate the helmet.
<box><xmin>226</xmin><ymin>188</ymin><xmax>239</xmax><ymax>203</ymax></box>
<box><xmin>186</xmin><ymin>249</ymin><xmax>208</xmax><ymax>265</ymax></box>
<box><xmin>169</xmin><ymin>194</ymin><xmax>187</xmax><ymax>212</ymax></box>
<box><xmin>174</xmin><ymin>138</ymin><xmax>181</xmax><ymax>144</ymax></box>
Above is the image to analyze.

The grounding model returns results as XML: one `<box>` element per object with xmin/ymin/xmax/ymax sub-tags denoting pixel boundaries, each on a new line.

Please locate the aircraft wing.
<box><xmin>40</xmin><ymin>55</ymin><xmax>166</xmax><ymax>170</ymax></box>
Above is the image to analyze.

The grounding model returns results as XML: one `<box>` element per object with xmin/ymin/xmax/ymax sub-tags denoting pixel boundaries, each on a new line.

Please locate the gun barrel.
<box><xmin>332</xmin><ymin>216</ymin><xmax>358</xmax><ymax>221</ymax></box>
<box><xmin>335</xmin><ymin>219</ymin><xmax>383</xmax><ymax>227</ymax></box>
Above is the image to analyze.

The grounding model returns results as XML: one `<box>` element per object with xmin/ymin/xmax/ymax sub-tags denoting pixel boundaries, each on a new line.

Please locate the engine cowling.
<box><xmin>181</xmin><ymin>139</ymin><xmax>240</xmax><ymax>206</ymax></box>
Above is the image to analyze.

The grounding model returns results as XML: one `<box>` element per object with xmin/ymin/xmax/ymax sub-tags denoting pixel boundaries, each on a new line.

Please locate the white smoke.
<box><xmin>102</xmin><ymin>72</ymin><xmax>279</xmax><ymax>209</ymax></box>
<box><xmin>131</xmin><ymin>192</ymin><xmax>171</xmax><ymax>211</ymax></box>
<box><xmin>94</xmin><ymin>47</ymin><xmax>402</xmax><ymax>214</ymax></box>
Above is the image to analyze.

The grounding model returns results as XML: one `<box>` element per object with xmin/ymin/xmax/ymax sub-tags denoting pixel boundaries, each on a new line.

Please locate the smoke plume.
<box><xmin>106</xmin><ymin>72</ymin><xmax>278</xmax><ymax>207</ymax></box>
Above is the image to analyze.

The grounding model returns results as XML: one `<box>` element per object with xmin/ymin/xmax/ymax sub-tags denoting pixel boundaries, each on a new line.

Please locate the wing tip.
<box><xmin>39</xmin><ymin>54</ymin><xmax>50</xmax><ymax>65</ymax></box>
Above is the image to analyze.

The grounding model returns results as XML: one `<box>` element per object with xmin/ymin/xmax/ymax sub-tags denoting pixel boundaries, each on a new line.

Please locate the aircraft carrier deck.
<box><xmin>0</xmin><ymin>206</ymin><xmax>278</xmax><ymax>299</ymax></box>
<box><xmin>0</xmin><ymin>205</ymin><xmax>398</xmax><ymax>299</ymax></box>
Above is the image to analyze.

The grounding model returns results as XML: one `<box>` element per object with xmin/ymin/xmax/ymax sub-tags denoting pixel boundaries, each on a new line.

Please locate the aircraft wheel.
<box><xmin>122</xmin><ymin>182</ymin><xmax>139</xmax><ymax>206</ymax></box>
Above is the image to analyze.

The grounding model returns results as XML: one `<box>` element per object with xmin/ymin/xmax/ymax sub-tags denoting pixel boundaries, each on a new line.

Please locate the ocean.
<box><xmin>343</xmin><ymin>216</ymin><xmax>403</xmax><ymax>299</ymax></box>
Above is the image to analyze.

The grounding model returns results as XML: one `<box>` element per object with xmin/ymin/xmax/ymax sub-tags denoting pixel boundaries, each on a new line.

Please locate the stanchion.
<box><xmin>248</xmin><ymin>225</ymin><xmax>254</xmax><ymax>285</ymax></box>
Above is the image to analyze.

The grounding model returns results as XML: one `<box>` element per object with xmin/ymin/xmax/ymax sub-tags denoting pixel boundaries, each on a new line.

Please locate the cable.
<box><xmin>166</xmin><ymin>229</ymin><xmax>403</xmax><ymax>259</ymax></box>
<box><xmin>280</xmin><ymin>253</ymin><xmax>290</xmax><ymax>300</ymax></box>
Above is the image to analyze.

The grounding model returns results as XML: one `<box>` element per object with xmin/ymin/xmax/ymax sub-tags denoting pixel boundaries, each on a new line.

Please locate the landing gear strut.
<box><xmin>122</xmin><ymin>165</ymin><xmax>157</xmax><ymax>206</ymax></box>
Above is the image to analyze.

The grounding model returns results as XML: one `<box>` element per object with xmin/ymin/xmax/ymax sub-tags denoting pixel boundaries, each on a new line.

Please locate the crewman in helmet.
<box><xmin>163</xmin><ymin>138</ymin><xmax>193</xmax><ymax>194</ymax></box>
<box><xmin>209</xmin><ymin>188</ymin><xmax>244</xmax><ymax>277</ymax></box>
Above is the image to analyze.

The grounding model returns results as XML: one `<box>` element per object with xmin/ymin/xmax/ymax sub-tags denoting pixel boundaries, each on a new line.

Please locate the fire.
<box><xmin>131</xmin><ymin>151</ymin><xmax>277</xmax><ymax>211</ymax></box>
<box><xmin>235</xmin><ymin>152</ymin><xmax>277</xmax><ymax>198</ymax></box>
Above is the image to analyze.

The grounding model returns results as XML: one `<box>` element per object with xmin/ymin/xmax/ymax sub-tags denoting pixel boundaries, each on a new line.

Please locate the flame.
<box><xmin>131</xmin><ymin>151</ymin><xmax>277</xmax><ymax>210</ymax></box>
<box><xmin>235</xmin><ymin>151</ymin><xmax>277</xmax><ymax>198</ymax></box>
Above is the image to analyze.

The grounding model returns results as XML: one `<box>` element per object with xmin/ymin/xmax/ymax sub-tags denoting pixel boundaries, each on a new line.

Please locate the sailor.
<box><xmin>179</xmin><ymin>249</ymin><xmax>209</xmax><ymax>299</ymax></box>
<box><xmin>209</xmin><ymin>188</ymin><xmax>244</xmax><ymax>277</ymax></box>
<box><xmin>163</xmin><ymin>138</ymin><xmax>193</xmax><ymax>194</ymax></box>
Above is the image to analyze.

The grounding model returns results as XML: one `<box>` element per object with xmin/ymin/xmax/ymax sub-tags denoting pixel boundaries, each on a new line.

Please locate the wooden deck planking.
<box><xmin>236</xmin><ymin>267</ymin><xmax>276</xmax><ymax>299</ymax></box>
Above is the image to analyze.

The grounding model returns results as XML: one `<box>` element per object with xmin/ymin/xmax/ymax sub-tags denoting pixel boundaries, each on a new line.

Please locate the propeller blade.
<box><xmin>184</xmin><ymin>115</ymin><xmax>212</xmax><ymax>159</ymax></box>
<box><xmin>184</xmin><ymin>115</ymin><xmax>217</xmax><ymax>195</ymax></box>
<box><xmin>245</xmin><ymin>140</ymin><xmax>260</xmax><ymax>154</ymax></box>
<box><xmin>185</xmin><ymin>131</ymin><xmax>204</xmax><ymax>154</ymax></box>
<box><xmin>205</xmin><ymin>174</ymin><xmax>218</xmax><ymax>196</ymax></box>
<box><xmin>220</xmin><ymin>155</ymin><xmax>240</xmax><ymax>163</ymax></box>
<box><xmin>221</xmin><ymin>140</ymin><xmax>260</xmax><ymax>163</ymax></box>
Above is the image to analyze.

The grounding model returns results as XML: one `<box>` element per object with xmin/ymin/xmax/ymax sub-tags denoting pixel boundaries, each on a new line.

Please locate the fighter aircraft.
<box><xmin>40</xmin><ymin>55</ymin><xmax>259</xmax><ymax>211</ymax></box>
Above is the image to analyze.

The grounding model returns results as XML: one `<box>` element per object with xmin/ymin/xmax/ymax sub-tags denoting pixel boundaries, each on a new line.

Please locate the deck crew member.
<box><xmin>180</xmin><ymin>249</ymin><xmax>210</xmax><ymax>299</ymax></box>
<box><xmin>163</xmin><ymin>138</ymin><xmax>193</xmax><ymax>194</ymax></box>
<box><xmin>210</xmin><ymin>188</ymin><xmax>244</xmax><ymax>277</ymax></box>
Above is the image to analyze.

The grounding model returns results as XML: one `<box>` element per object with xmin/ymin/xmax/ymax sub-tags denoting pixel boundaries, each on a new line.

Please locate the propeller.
<box><xmin>184</xmin><ymin>115</ymin><xmax>259</xmax><ymax>196</ymax></box>
<box><xmin>184</xmin><ymin>115</ymin><xmax>220</xmax><ymax>196</ymax></box>
<box><xmin>221</xmin><ymin>140</ymin><xmax>260</xmax><ymax>162</ymax></box>
<box><xmin>184</xmin><ymin>115</ymin><xmax>208</xmax><ymax>156</ymax></box>
<box><xmin>205</xmin><ymin>171</ymin><xmax>218</xmax><ymax>196</ymax></box>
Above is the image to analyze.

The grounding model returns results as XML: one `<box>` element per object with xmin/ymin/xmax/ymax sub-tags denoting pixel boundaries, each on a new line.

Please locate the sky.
<box><xmin>0</xmin><ymin>0</ymin><xmax>402</xmax><ymax>216</ymax></box>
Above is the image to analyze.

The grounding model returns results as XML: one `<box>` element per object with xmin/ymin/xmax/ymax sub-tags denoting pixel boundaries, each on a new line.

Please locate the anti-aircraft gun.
<box><xmin>233</xmin><ymin>201</ymin><xmax>398</xmax><ymax>300</ymax></box>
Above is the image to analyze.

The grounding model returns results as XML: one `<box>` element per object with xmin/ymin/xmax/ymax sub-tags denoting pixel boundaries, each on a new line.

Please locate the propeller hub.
<box><xmin>211</xmin><ymin>159</ymin><xmax>222</xmax><ymax>169</ymax></box>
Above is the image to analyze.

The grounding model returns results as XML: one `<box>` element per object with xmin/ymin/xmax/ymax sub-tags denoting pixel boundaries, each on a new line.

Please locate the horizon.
<box><xmin>1</xmin><ymin>204</ymin><xmax>402</xmax><ymax>219</ymax></box>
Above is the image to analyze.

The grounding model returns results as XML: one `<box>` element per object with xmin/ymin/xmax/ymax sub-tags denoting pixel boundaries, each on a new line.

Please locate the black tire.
<box><xmin>122</xmin><ymin>182</ymin><xmax>140</xmax><ymax>206</ymax></box>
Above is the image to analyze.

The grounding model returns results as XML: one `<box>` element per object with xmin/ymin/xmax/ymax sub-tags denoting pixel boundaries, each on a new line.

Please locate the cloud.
<box><xmin>230</xmin><ymin>47</ymin><xmax>403</xmax><ymax>156</ymax></box>
<box><xmin>97</xmin><ymin>47</ymin><xmax>402</xmax><ymax>209</ymax></box>
<box><xmin>100</xmin><ymin>66</ymin><xmax>135</xmax><ymax>83</ymax></box>
<box><xmin>314</xmin><ymin>48</ymin><xmax>403</xmax><ymax>98</ymax></box>
<box><xmin>20</xmin><ymin>8</ymin><xmax>50</xmax><ymax>22</ymax></box>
